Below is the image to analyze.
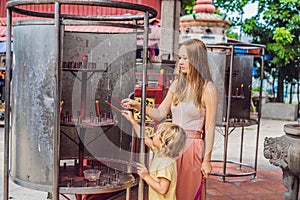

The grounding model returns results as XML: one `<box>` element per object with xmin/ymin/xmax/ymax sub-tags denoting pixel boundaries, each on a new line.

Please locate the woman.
<box><xmin>122</xmin><ymin>39</ymin><xmax>218</xmax><ymax>199</ymax></box>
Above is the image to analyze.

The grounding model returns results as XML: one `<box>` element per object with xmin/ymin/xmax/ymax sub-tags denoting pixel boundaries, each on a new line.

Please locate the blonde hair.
<box><xmin>155</xmin><ymin>122</ymin><xmax>186</xmax><ymax>158</ymax></box>
<box><xmin>173</xmin><ymin>39</ymin><xmax>212</xmax><ymax>109</ymax></box>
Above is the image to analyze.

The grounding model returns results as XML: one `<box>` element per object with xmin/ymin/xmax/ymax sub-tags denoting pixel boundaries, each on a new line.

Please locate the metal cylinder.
<box><xmin>10</xmin><ymin>21</ymin><xmax>58</xmax><ymax>191</ymax></box>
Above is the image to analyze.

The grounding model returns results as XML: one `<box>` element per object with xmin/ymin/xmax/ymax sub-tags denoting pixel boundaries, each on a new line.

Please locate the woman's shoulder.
<box><xmin>171</xmin><ymin>79</ymin><xmax>178</xmax><ymax>86</ymax></box>
<box><xmin>205</xmin><ymin>81</ymin><xmax>217</xmax><ymax>90</ymax></box>
<box><xmin>203</xmin><ymin>81</ymin><xmax>218</xmax><ymax>96</ymax></box>
<box><xmin>169</xmin><ymin>79</ymin><xmax>178</xmax><ymax>93</ymax></box>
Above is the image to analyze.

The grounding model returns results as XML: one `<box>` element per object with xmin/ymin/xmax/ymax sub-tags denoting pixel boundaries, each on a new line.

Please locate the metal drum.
<box><xmin>11</xmin><ymin>21</ymin><xmax>57</xmax><ymax>191</ymax></box>
<box><xmin>10</xmin><ymin>20</ymin><xmax>138</xmax><ymax>193</ymax></box>
<box><xmin>207</xmin><ymin>52</ymin><xmax>254</xmax><ymax>125</ymax></box>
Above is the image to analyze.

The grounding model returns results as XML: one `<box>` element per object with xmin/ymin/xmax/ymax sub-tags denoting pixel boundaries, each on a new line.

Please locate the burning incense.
<box><xmin>105</xmin><ymin>100</ymin><xmax>122</xmax><ymax>113</ymax></box>
<box><xmin>111</xmin><ymin>95</ymin><xmax>122</xmax><ymax>104</ymax></box>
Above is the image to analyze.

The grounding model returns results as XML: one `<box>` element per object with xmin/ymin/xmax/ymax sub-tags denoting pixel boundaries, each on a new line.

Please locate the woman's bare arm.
<box><xmin>201</xmin><ymin>82</ymin><xmax>218</xmax><ymax>178</ymax></box>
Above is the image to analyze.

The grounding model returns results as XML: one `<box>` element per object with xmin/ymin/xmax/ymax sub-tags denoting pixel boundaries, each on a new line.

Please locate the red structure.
<box><xmin>0</xmin><ymin>0</ymin><xmax>161</xmax><ymax>18</ymax></box>
<box><xmin>0</xmin><ymin>0</ymin><xmax>161</xmax><ymax>41</ymax></box>
<box><xmin>134</xmin><ymin>70</ymin><xmax>176</xmax><ymax>106</ymax></box>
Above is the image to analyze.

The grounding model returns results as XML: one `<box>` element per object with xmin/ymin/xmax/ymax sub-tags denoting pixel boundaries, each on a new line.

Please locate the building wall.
<box><xmin>0</xmin><ymin>0</ymin><xmax>161</xmax><ymax>18</ymax></box>
<box><xmin>179</xmin><ymin>26</ymin><xmax>227</xmax><ymax>44</ymax></box>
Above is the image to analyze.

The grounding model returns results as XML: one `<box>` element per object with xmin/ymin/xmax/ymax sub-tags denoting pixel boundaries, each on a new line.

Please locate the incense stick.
<box><xmin>111</xmin><ymin>95</ymin><xmax>122</xmax><ymax>104</ymax></box>
<box><xmin>105</xmin><ymin>100</ymin><xmax>122</xmax><ymax>113</ymax></box>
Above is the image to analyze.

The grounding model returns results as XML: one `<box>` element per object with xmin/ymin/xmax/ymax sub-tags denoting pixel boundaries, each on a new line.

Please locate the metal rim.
<box><xmin>210</xmin><ymin>160</ymin><xmax>256</xmax><ymax>178</ymax></box>
<box><xmin>6</xmin><ymin>0</ymin><xmax>157</xmax><ymax>22</ymax></box>
<box><xmin>59</xmin><ymin>178</ymin><xmax>138</xmax><ymax>194</ymax></box>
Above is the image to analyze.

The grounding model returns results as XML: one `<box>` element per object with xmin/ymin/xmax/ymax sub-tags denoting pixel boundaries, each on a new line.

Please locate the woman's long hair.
<box><xmin>173</xmin><ymin>39</ymin><xmax>212</xmax><ymax>109</ymax></box>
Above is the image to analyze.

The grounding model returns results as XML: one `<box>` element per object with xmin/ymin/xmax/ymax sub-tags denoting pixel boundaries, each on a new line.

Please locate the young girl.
<box><xmin>122</xmin><ymin>110</ymin><xmax>186</xmax><ymax>200</ymax></box>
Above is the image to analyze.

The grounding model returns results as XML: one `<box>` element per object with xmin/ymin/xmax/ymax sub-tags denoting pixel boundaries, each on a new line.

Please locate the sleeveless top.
<box><xmin>171</xmin><ymin>101</ymin><xmax>206</xmax><ymax>131</ymax></box>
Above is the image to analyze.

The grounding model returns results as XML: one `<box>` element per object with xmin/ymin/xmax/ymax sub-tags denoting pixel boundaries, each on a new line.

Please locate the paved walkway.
<box><xmin>0</xmin><ymin>118</ymin><xmax>299</xmax><ymax>199</ymax></box>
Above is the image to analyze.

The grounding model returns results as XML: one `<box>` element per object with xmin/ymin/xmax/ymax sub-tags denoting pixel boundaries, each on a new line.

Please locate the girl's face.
<box><xmin>178</xmin><ymin>45</ymin><xmax>189</xmax><ymax>74</ymax></box>
<box><xmin>152</xmin><ymin>132</ymin><xmax>162</xmax><ymax>149</ymax></box>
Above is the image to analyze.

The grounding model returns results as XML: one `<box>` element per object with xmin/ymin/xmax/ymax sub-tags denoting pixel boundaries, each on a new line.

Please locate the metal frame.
<box><xmin>207</xmin><ymin>43</ymin><xmax>265</xmax><ymax>182</ymax></box>
<box><xmin>4</xmin><ymin>1</ymin><xmax>157</xmax><ymax>200</ymax></box>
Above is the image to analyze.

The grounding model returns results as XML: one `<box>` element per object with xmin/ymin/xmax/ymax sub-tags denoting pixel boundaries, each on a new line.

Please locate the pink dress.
<box><xmin>171</xmin><ymin>101</ymin><xmax>206</xmax><ymax>200</ymax></box>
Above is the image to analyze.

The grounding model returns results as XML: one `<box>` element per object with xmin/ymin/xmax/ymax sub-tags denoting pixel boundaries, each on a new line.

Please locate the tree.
<box><xmin>181</xmin><ymin>0</ymin><xmax>196</xmax><ymax>15</ymax></box>
<box><xmin>213</xmin><ymin>0</ymin><xmax>300</xmax><ymax>103</ymax></box>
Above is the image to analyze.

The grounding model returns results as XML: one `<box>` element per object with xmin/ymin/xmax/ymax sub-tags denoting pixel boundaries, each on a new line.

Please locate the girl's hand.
<box><xmin>121</xmin><ymin>110</ymin><xmax>134</xmax><ymax>123</ymax></box>
<box><xmin>136</xmin><ymin>163</ymin><xmax>149</xmax><ymax>180</ymax></box>
<box><xmin>121</xmin><ymin>98</ymin><xmax>140</xmax><ymax>110</ymax></box>
<box><xmin>201</xmin><ymin>161</ymin><xmax>212</xmax><ymax>179</ymax></box>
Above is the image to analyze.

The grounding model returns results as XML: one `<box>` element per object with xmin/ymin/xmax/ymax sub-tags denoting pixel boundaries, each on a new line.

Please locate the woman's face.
<box><xmin>178</xmin><ymin>45</ymin><xmax>189</xmax><ymax>74</ymax></box>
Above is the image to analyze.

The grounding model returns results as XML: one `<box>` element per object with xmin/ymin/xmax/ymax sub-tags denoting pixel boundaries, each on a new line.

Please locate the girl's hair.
<box><xmin>173</xmin><ymin>39</ymin><xmax>212</xmax><ymax>110</ymax></box>
<box><xmin>156</xmin><ymin>122</ymin><xmax>186</xmax><ymax>158</ymax></box>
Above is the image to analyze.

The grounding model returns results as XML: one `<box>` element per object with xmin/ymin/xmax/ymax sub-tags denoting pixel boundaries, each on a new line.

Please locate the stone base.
<box><xmin>261</xmin><ymin>103</ymin><xmax>298</xmax><ymax>121</ymax></box>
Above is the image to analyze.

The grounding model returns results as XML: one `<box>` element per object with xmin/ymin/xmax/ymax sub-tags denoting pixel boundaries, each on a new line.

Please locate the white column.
<box><xmin>160</xmin><ymin>0</ymin><xmax>181</xmax><ymax>60</ymax></box>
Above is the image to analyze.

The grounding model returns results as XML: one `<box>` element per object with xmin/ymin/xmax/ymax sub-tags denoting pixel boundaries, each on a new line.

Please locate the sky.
<box><xmin>226</xmin><ymin>2</ymin><xmax>259</xmax><ymax>42</ymax></box>
<box><xmin>241</xmin><ymin>2</ymin><xmax>259</xmax><ymax>18</ymax></box>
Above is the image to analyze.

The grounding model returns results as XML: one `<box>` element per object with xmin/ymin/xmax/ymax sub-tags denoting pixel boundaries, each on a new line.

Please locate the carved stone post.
<box><xmin>264</xmin><ymin>124</ymin><xmax>300</xmax><ymax>200</ymax></box>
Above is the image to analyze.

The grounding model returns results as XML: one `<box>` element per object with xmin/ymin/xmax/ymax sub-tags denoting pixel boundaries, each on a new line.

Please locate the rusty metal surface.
<box><xmin>11</xmin><ymin>21</ymin><xmax>57</xmax><ymax>188</ymax></box>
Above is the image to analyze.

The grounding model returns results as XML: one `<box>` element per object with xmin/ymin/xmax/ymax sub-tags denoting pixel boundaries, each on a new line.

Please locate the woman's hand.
<box><xmin>121</xmin><ymin>98</ymin><xmax>141</xmax><ymax>110</ymax></box>
<box><xmin>136</xmin><ymin>163</ymin><xmax>149</xmax><ymax>180</ymax></box>
<box><xmin>201</xmin><ymin>161</ymin><xmax>212</xmax><ymax>179</ymax></box>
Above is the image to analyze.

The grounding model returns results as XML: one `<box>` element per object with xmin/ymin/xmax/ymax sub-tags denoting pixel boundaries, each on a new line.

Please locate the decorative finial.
<box><xmin>193</xmin><ymin>0</ymin><xmax>216</xmax><ymax>14</ymax></box>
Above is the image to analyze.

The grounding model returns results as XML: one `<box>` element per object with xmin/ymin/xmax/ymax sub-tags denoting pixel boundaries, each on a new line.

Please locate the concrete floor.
<box><xmin>0</xmin><ymin>118</ymin><xmax>298</xmax><ymax>199</ymax></box>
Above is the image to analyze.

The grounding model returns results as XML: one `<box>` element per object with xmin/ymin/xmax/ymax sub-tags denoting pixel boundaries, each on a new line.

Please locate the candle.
<box><xmin>82</xmin><ymin>55</ymin><xmax>88</xmax><ymax>69</ymax></box>
<box><xmin>240</xmin><ymin>84</ymin><xmax>244</xmax><ymax>97</ymax></box>
<box><xmin>235</xmin><ymin>88</ymin><xmax>239</xmax><ymax>96</ymax></box>
<box><xmin>60</xmin><ymin>101</ymin><xmax>64</xmax><ymax>115</ymax></box>
<box><xmin>95</xmin><ymin>100</ymin><xmax>100</xmax><ymax>117</ymax></box>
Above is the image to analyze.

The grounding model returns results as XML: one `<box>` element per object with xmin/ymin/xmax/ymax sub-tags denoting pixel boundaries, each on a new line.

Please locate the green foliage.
<box><xmin>213</xmin><ymin>0</ymin><xmax>254</xmax><ymax>25</ymax></box>
<box><xmin>226</xmin><ymin>27</ymin><xmax>239</xmax><ymax>39</ymax></box>
<box><xmin>181</xmin><ymin>0</ymin><xmax>196</xmax><ymax>15</ymax></box>
<box><xmin>267</xmin><ymin>27</ymin><xmax>297</xmax><ymax>65</ymax></box>
<box><xmin>226</xmin><ymin>32</ymin><xmax>239</xmax><ymax>40</ymax></box>
<box><xmin>273</xmin><ymin>27</ymin><xmax>294</xmax><ymax>45</ymax></box>
<box><xmin>252</xmin><ymin>86</ymin><xmax>260</xmax><ymax>92</ymax></box>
